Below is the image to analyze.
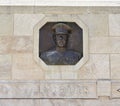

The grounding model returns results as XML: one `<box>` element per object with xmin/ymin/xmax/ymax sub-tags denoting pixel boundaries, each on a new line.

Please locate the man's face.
<box><xmin>55</xmin><ymin>34</ymin><xmax>68</xmax><ymax>48</ymax></box>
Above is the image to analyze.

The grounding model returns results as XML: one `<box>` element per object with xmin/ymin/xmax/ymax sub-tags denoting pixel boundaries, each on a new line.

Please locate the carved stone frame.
<box><xmin>33</xmin><ymin>15</ymin><xmax>88</xmax><ymax>71</ymax></box>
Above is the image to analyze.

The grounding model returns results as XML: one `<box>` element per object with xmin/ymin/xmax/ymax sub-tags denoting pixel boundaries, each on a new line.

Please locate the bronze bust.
<box><xmin>40</xmin><ymin>23</ymin><xmax>82</xmax><ymax>65</ymax></box>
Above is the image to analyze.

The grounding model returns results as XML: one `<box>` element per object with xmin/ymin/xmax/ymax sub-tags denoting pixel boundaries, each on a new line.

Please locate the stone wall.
<box><xmin>0</xmin><ymin>6</ymin><xmax>120</xmax><ymax>105</ymax></box>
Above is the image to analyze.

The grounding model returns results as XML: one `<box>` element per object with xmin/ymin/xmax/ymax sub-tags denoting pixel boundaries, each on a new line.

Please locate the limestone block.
<box><xmin>45</xmin><ymin>70</ymin><xmax>62</xmax><ymax>79</ymax></box>
<box><xmin>84</xmin><ymin>97</ymin><xmax>114</xmax><ymax>106</ymax></box>
<box><xmin>78</xmin><ymin>54</ymin><xmax>110</xmax><ymax>79</ymax></box>
<box><xmin>111</xmin><ymin>54</ymin><xmax>120</xmax><ymax>79</ymax></box>
<box><xmin>40</xmin><ymin>98</ymin><xmax>120</xmax><ymax>106</ymax></box>
<box><xmin>0</xmin><ymin>81</ymin><xmax>39</xmax><ymax>98</ymax></box>
<box><xmin>61</xmin><ymin>70</ymin><xmax>77</xmax><ymax>79</ymax></box>
<box><xmin>110</xmin><ymin>100</ymin><xmax>120</xmax><ymax>106</ymax></box>
<box><xmin>109</xmin><ymin>14</ymin><xmax>120</xmax><ymax>36</ymax></box>
<box><xmin>0</xmin><ymin>99</ymin><xmax>39</xmax><ymax>106</ymax></box>
<box><xmin>88</xmin><ymin>6</ymin><xmax>110</xmax><ymax>14</ymax></box>
<box><xmin>109</xmin><ymin>37</ymin><xmax>120</xmax><ymax>53</ymax></box>
<box><xmin>34</xmin><ymin>6</ymin><xmax>89</xmax><ymax>14</ymax></box>
<box><xmin>11</xmin><ymin>36</ymin><xmax>33</xmax><ymax>53</ymax></box>
<box><xmin>12</xmin><ymin>53</ymin><xmax>44</xmax><ymax>80</ymax></box>
<box><xmin>0</xmin><ymin>14</ymin><xmax>13</xmax><ymax>36</ymax></box>
<box><xmin>11</xmin><ymin>6</ymin><xmax>34</xmax><ymax>13</ymax></box>
<box><xmin>84</xmin><ymin>99</ymin><xmax>106</xmax><ymax>106</ymax></box>
<box><xmin>90</xmin><ymin>37</ymin><xmax>120</xmax><ymax>53</ymax></box>
<box><xmin>0</xmin><ymin>36</ymin><xmax>12</xmax><ymax>54</ymax></box>
<box><xmin>112</xmin><ymin>81</ymin><xmax>120</xmax><ymax>98</ymax></box>
<box><xmin>57</xmin><ymin>14</ymin><xmax>72</xmax><ymax>22</ymax></box>
<box><xmin>14</xmin><ymin>14</ymin><xmax>45</xmax><ymax>36</ymax></box>
<box><xmin>40</xmin><ymin>99</ymin><xmax>84</xmax><ymax>106</ymax></box>
<box><xmin>97</xmin><ymin>80</ymin><xmax>111</xmax><ymax>97</ymax></box>
<box><xmin>78</xmin><ymin>14</ymin><xmax>109</xmax><ymax>36</ymax></box>
<box><xmin>0</xmin><ymin>55</ymin><xmax>12</xmax><ymax>79</ymax></box>
<box><xmin>0</xmin><ymin>6</ymin><xmax>11</xmax><ymax>14</ymax></box>
<box><xmin>40</xmin><ymin>80</ymin><xmax>97</xmax><ymax>98</ymax></box>
<box><xmin>90</xmin><ymin>37</ymin><xmax>110</xmax><ymax>53</ymax></box>
<box><xmin>88</xmin><ymin>7</ymin><xmax>120</xmax><ymax>14</ymax></box>
<box><xmin>45</xmin><ymin>70</ymin><xmax>77</xmax><ymax>79</ymax></box>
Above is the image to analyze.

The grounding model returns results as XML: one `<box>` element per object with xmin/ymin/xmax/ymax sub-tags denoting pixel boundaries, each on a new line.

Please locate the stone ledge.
<box><xmin>40</xmin><ymin>80</ymin><xmax>97</xmax><ymax>98</ymax></box>
<box><xmin>0</xmin><ymin>0</ymin><xmax>120</xmax><ymax>6</ymax></box>
<box><xmin>0</xmin><ymin>80</ymin><xmax>119</xmax><ymax>99</ymax></box>
<box><xmin>0</xmin><ymin>6</ymin><xmax>120</xmax><ymax>14</ymax></box>
<box><xmin>0</xmin><ymin>80</ymin><xmax>97</xmax><ymax>99</ymax></box>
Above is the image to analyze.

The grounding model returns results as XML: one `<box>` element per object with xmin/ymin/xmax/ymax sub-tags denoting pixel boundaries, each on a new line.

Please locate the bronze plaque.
<box><xmin>39</xmin><ymin>22</ymin><xmax>83</xmax><ymax>65</ymax></box>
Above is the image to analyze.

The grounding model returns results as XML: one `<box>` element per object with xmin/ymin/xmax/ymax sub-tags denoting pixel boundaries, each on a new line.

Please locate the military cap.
<box><xmin>52</xmin><ymin>23</ymin><xmax>72</xmax><ymax>35</ymax></box>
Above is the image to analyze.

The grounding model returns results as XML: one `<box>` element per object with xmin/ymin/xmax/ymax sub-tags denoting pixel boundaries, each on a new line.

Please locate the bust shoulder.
<box><xmin>65</xmin><ymin>50</ymin><xmax>82</xmax><ymax>58</ymax></box>
<box><xmin>40</xmin><ymin>50</ymin><xmax>60</xmax><ymax>64</ymax></box>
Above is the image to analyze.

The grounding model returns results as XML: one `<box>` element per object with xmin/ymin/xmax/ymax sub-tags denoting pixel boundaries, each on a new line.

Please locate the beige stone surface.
<box><xmin>0</xmin><ymin>6</ymin><xmax>120</xmax><ymax>105</ymax></box>
<box><xmin>0</xmin><ymin>81</ymin><xmax>39</xmax><ymax>98</ymax></box>
<box><xmin>57</xmin><ymin>14</ymin><xmax>72</xmax><ymax>21</ymax></box>
<box><xmin>0</xmin><ymin>0</ymin><xmax>10</xmax><ymax>5</ymax></box>
<box><xmin>34</xmin><ymin>6</ymin><xmax>89</xmax><ymax>14</ymax></box>
<box><xmin>40</xmin><ymin>80</ymin><xmax>97</xmax><ymax>98</ymax></box>
<box><xmin>109</xmin><ymin>37</ymin><xmax>120</xmax><ymax>53</ymax></box>
<box><xmin>79</xmin><ymin>14</ymin><xmax>109</xmax><ymax>36</ymax></box>
<box><xmin>90</xmin><ymin>37</ymin><xmax>110</xmax><ymax>53</ymax></box>
<box><xmin>45</xmin><ymin>70</ymin><xmax>77</xmax><ymax>79</ymax></box>
<box><xmin>78</xmin><ymin>54</ymin><xmax>110</xmax><ymax>79</ymax></box>
<box><xmin>61</xmin><ymin>70</ymin><xmax>78</xmax><ymax>79</ymax></box>
<box><xmin>87</xmin><ymin>7</ymin><xmax>120</xmax><ymax>14</ymax></box>
<box><xmin>109</xmin><ymin>14</ymin><xmax>120</xmax><ymax>36</ymax></box>
<box><xmin>34</xmin><ymin>1</ymin><xmax>120</xmax><ymax>6</ymax></box>
<box><xmin>40</xmin><ymin>99</ymin><xmax>84</xmax><ymax>106</ymax></box>
<box><xmin>0</xmin><ymin>14</ymin><xmax>13</xmax><ymax>36</ymax></box>
<box><xmin>112</xmin><ymin>81</ymin><xmax>120</xmax><ymax>98</ymax></box>
<box><xmin>0</xmin><ymin>6</ymin><xmax>11</xmax><ymax>14</ymax></box>
<box><xmin>90</xmin><ymin>37</ymin><xmax>120</xmax><ymax>53</ymax></box>
<box><xmin>110</xmin><ymin>99</ymin><xmax>120</xmax><ymax>106</ymax></box>
<box><xmin>0</xmin><ymin>6</ymin><xmax>118</xmax><ymax>14</ymax></box>
<box><xmin>17</xmin><ymin>7</ymin><xmax>119</xmax><ymax>14</ymax></box>
<box><xmin>45</xmin><ymin>70</ymin><xmax>62</xmax><ymax>79</ymax></box>
<box><xmin>12</xmin><ymin>53</ymin><xmax>44</xmax><ymax>80</ymax></box>
<box><xmin>0</xmin><ymin>1</ymin><xmax>120</xmax><ymax>6</ymax></box>
<box><xmin>11</xmin><ymin>36</ymin><xmax>33</xmax><ymax>53</ymax></box>
<box><xmin>84</xmin><ymin>97</ymin><xmax>117</xmax><ymax>106</ymax></box>
<box><xmin>40</xmin><ymin>98</ymin><xmax>120</xmax><ymax>106</ymax></box>
<box><xmin>11</xmin><ymin>6</ymin><xmax>34</xmax><ymax>13</ymax></box>
<box><xmin>10</xmin><ymin>0</ymin><xmax>34</xmax><ymax>6</ymax></box>
<box><xmin>97</xmin><ymin>80</ymin><xmax>111</xmax><ymax>97</ymax></box>
<box><xmin>14</xmin><ymin>14</ymin><xmax>45</xmax><ymax>36</ymax></box>
<box><xmin>0</xmin><ymin>7</ymin><xmax>120</xmax><ymax>14</ymax></box>
<box><xmin>0</xmin><ymin>36</ymin><xmax>12</xmax><ymax>54</ymax></box>
<box><xmin>0</xmin><ymin>99</ymin><xmax>39</xmax><ymax>106</ymax></box>
<box><xmin>0</xmin><ymin>55</ymin><xmax>12</xmax><ymax>79</ymax></box>
<box><xmin>34</xmin><ymin>7</ymin><xmax>120</xmax><ymax>14</ymax></box>
<box><xmin>111</xmin><ymin>54</ymin><xmax>120</xmax><ymax>79</ymax></box>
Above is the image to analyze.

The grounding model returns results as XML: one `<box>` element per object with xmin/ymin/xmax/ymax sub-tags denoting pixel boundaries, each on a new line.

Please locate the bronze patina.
<box><xmin>40</xmin><ymin>23</ymin><xmax>82</xmax><ymax>65</ymax></box>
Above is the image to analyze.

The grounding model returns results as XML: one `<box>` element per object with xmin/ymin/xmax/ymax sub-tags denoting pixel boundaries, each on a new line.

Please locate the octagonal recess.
<box><xmin>34</xmin><ymin>16</ymin><xmax>88</xmax><ymax>71</ymax></box>
<box><xmin>39</xmin><ymin>22</ymin><xmax>83</xmax><ymax>65</ymax></box>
